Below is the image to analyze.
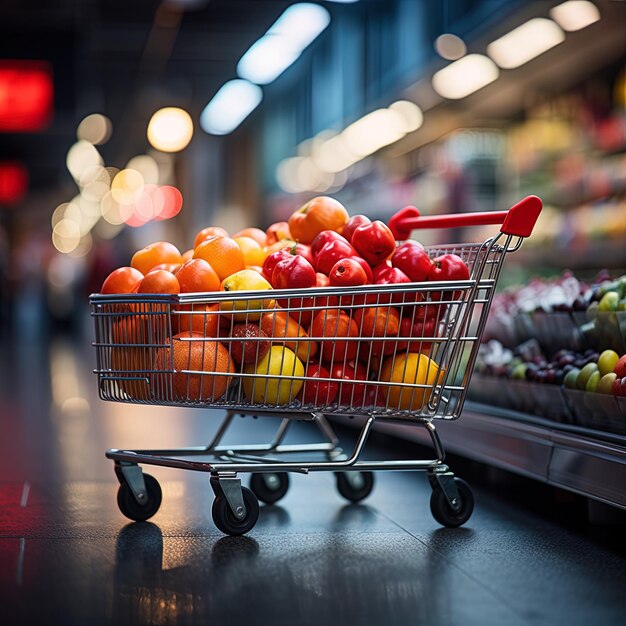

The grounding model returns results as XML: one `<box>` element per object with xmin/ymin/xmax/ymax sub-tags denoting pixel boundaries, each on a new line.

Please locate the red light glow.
<box><xmin>0</xmin><ymin>161</ymin><xmax>28</xmax><ymax>205</ymax></box>
<box><xmin>0</xmin><ymin>61</ymin><xmax>54</xmax><ymax>132</ymax></box>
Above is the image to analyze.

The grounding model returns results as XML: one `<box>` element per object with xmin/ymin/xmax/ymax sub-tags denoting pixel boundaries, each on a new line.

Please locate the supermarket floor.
<box><xmin>2</xmin><ymin>329</ymin><xmax>626</xmax><ymax>626</ymax></box>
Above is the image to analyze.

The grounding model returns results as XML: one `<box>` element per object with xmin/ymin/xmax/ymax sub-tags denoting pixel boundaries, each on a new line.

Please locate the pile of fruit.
<box><xmin>98</xmin><ymin>196</ymin><xmax>471</xmax><ymax>412</ymax></box>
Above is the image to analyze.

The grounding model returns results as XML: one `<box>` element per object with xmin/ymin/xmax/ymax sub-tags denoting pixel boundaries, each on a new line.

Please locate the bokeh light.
<box><xmin>435</xmin><ymin>34</ymin><xmax>467</xmax><ymax>60</ymax></box>
<box><xmin>76</xmin><ymin>113</ymin><xmax>112</xmax><ymax>145</ymax></box>
<box><xmin>147</xmin><ymin>107</ymin><xmax>194</xmax><ymax>152</ymax></box>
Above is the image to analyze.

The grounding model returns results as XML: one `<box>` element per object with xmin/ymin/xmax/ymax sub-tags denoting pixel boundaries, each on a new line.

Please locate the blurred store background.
<box><xmin>0</xmin><ymin>0</ymin><xmax>625</xmax><ymax>340</ymax></box>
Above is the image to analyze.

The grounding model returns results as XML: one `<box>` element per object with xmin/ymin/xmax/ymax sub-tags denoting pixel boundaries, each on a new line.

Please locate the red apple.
<box><xmin>331</xmin><ymin>362</ymin><xmax>370</xmax><ymax>406</ymax></box>
<box><xmin>299</xmin><ymin>364</ymin><xmax>339</xmax><ymax>405</ymax></box>
<box><xmin>229</xmin><ymin>323</ymin><xmax>271</xmax><ymax>365</ymax></box>
<box><xmin>614</xmin><ymin>355</ymin><xmax>626</xmax><ymax>379</ymax></box>
<box><xmin>342</xmin><ymin>214</ymin><xmax>371</xmax><ymax>243</ymax></box>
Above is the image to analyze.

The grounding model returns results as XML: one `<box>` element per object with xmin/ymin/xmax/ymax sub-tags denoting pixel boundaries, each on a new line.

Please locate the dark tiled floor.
<box><xmin>1</xmin><ymin>333</ymin><xmax>626</xmax><ymax>626</ymax></box>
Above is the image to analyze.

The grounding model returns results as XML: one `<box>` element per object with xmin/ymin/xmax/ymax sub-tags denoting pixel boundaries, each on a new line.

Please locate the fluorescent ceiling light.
<box><xmin>432</xmin><ymin>54</ymin><xmax>499</xmax><ymax>99</ymax></box>
<box><xmin>343</xmin><ymin>109</ymin><xmax>407</xmax><ymax>157</ymax></box>
<box><xmin>487</xmin><ymin>18</ymin><xmax>565</xmax><ymax>69</ymax></box>
<box><xmin>200</xmin><ymin>80</ymin><xmax>263</xmax><ymax>135</ymax></box>
<box><xmin>237</xmin><ymin>3</ymin><xmax>330</xmax><ymax>85</ymax></box>
<box><xmin>550</xmin><ymin>1</ymin><xmax>600</xmax><ymax>31</ymax></box>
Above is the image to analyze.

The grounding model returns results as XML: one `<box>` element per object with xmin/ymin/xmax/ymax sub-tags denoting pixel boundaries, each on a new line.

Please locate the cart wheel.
<box><xmin>250</xmin><ymin>472</ymin><xmax>289</xmax><ymax>504</ymax></box>
<box><xmin>117</xmin><ymin>474</ymin><xmax>162</xmax><ymax>522</ymax></box>
<box><xmin>430</xmin><ymin>478</ymin><xmax>474</xmax><ymax>528</ymax></box>
<box><xmin>212</xmin><ymin>486</ymin><xmax>259</xmax><ymax>536</ymax></box>
<box><xmin>335</xmin><ymin>471</ymin><xmax>374</xmax><ymax>503</ymax></box>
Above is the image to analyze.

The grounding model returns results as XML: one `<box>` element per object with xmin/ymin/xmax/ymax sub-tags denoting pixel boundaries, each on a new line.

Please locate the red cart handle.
<box><xmin>388</xmin><ymin>195</ymin><xmax>542</xmax><ymax>241</ymax></box>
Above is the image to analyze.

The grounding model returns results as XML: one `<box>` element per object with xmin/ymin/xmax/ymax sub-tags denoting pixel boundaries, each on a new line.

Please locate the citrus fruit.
<box><xmin>381</xmin><ymin>353</ymin><xmax>443</xmax><ymax>411</ymax></box>
<box><xmin>219</xmin><ymin>269</ymin><xmax>274</xmax><ymax>322</ymax></box>
<box><xmin>101</xmin><ymin>266</ymin><xmax>143</xmax><ymax>294</ymax></box>
<box><xmin>131</xmin><ymin>241</ymin><xmax>182</xmax><ymax>275</ymax></box>
<box><xmin>310</xmin><ymin>309</ymin><xmax>359</xmax><ymax>363</ymax></box>
<box><xmin>193</xmin><ymin>226</ymin><xmax>229</xmax><ymax>249</ymax></box>
<box><xmin>176</xmin><ymin>258</ymin><xmax>220</xmax><ymax>293</ymax></box>
<box><xmin>193</xmin><ymin>236</ymin><xmax>245</xmax><ymax>281</ymax></box>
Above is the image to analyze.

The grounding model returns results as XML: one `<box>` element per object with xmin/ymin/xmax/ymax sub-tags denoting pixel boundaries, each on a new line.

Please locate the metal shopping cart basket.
<box><xmin>90</xmin><ymin>196</ymin><xmax>542</xmax><ymax>535</ymax></box>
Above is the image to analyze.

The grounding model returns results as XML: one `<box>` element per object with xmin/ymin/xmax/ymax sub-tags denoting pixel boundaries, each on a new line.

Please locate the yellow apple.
<box><xmin>242</xmin><ymin>346</ymin><xmax>304</xmax><ymax>405</ymax></box>
<box><xmin>219</xmin><ymin>269</ymin><xmax>275</xmax><ymax>321</ymax></box>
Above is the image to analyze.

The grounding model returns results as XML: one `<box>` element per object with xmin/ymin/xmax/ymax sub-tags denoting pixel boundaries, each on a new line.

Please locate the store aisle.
<box><xmin>1</xmin><ymin>334</ymin><xmax>626</xmax><ymax>626</ymax></box>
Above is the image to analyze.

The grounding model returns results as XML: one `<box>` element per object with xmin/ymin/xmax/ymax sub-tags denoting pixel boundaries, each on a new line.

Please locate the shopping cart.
<box><xmin>90</xmin><ymin>195</ymin><xmax>542</xmax><ymax>535</ymax></box>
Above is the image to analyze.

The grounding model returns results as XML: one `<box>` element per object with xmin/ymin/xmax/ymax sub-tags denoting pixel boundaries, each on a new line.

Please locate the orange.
<box><xmin>173</xmin><ymin>303</ymin><xmax>229</xmax><ymax>336</ymax></box>
<box><xmin>137</xmin><ymin>270</ymin><xmax>180</xmax><ymax>294</ymax></box>
<box><xmin>380</xmin><ymin>353</ymin><xmax>444</xmax><ymax>411</ymax></box>
<box><xmin>155</xmin><ymin>333</ymin><xmax>235</xmax><ymax>402</ymax></box>
<box><xmin>260</xmin><ymin>309</ymin><xmax>318</xmax><ymax>362</ymax></box>
<box><xmin>354</xmin><ymin>306</ymin><xmax>400</xmax><ymax>359</ymax></box>
<box><xmin>310</xmin><ymin>309</ymin><xmax>359</xmax><ymax>363</ymax></box>
<box><xmin>131</xmin><ymin>241</ymin><xmax>182</xmax><ymax>275</ymax></box>
<box><xmin>193</xmin><ymin>226</ymin><xmax>229</xmax><ymax>249</ymax></box>
<box><xmin>101</xmin><ymin>267</ymin><xmax>143</xmax><ymax>294</ymax></box>
<box><xmin>181</xmin><ymin>249</ymin><xmax>194</xmax><ymax>262</ymax></box>
<box><xmin>176</xmin><ymin>258</ymin><xmax>220</xmax><ymax>293</ymax></box>
<box><xmin>233</xmin><ymin>236</ymin><xmax>267</xmax><ymax>266</ymax></box>
<box><xmin>193</xmin><ymin>236</ymin><xmax>245</xmax><ymax>281</ymax></box>
<box><xmin>233</xmin><ymin>227</ymin><xmax>267</xmax><ymax>247</ymax></box>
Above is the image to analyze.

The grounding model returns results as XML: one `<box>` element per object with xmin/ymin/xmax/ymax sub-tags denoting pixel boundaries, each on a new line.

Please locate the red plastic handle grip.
<box><xmin>388</xmin><ymin>195</ymin><xmax>542</xmax><ymax>241</ymax></box>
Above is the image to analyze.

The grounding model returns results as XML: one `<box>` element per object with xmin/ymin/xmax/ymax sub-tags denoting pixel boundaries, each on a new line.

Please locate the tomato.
<box><xmin>131</xmin><ymin>241</ymin><xmax>182</xmax><ymax>276</ymax></box>
<box><xmin>137</xmin><ymin>269</ymin><xmax>180</xmax><ymax>294</ymax></box>
<box><xmin>101</xmin><ymin>266</ymin><xmax>143</xmax><ymax>294</ymax></box>
<box><xmin>288</xmin><ymin>196</ymin><xmax>350</xmax><ymax>244</ymax></box>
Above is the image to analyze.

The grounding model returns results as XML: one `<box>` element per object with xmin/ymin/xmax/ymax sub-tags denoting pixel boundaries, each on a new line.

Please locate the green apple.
<box><xmin>576</xmin><ymin>362</ymin><xmax>599</xmax><ymax>390</ymax></box>
<box><xmin>598</xmin><ymin>291</ymin><xmax>619</xmax><ymax>313</ymax></box>
<box><xmin>598</xmin><ymin>372</ymin><xmax>617</xmax><ymax>394</ymax></box>
<box><xmin>563</xmin><ymin>368</ymin><xmax>580</xmax><ymax>389</ymax></box>
<box><xmin>598</xmin><ymin>349</ymin><xmax>620</xmax><ymax>376</ymax></box>
<box><xmin>585</xmin><ymin>370</ymin><xmax>601</xmax><ymax>393</ymax></box>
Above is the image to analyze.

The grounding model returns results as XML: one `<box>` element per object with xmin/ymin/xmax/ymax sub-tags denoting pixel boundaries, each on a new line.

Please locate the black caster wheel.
<box><xmin>335</xmin><ymin>471</ymin><xmax>374</xmax><ymax>503</ymax></box>
<box><xmin>250</xmin><ymin>472</ymin><xmax>289</xmax><ymax>504</ymax></box>
<box><xmin>430</xmin><ymin>477</ymin><xmax>474</xmax><ymax>528</ymax></box>
<box><xmin>117</xmin><ymin>473</ymin><xmax>162</xmax><ymax>522</ymax></box>
<box><xmin>212</xmin><ymin>486</ymin><xmax>259</xmax><ymax>536</ymax></box>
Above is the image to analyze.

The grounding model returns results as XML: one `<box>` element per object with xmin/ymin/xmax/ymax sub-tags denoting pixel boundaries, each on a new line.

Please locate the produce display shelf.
<box><xmin>361</xmin><ymin>402</ymin><xmax>626</xmax><ymax>510</ymax></box>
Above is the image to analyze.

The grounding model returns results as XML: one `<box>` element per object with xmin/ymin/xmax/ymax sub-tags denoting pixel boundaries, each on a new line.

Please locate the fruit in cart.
<box><xmin>260</xmin><ymin>309</ymin><xmax>318</xmax><ymax>361</ymax></box>
<box><xmin>262</xmin><ymin>246</ymin><xmax>294</xmax><ymax>281</ymax></box>
<box><xmin>194</xmin><ymin>236</ymin><xmax>246</xmax><ymax>282</ymax></box>
<box><xmin>175</xmin><ymin>258</ymin><xmax>220</xmax><ymax>293</ymax></box>
<box><xmin>232</xmin><ymin>227</ymin><xmax>267</xmax><ymax>247</ymax></box>
<box><xmin>331</xmin><ymin>362</ymin><xmax>370</xmax><ymax>406</ymax></box>
<box><xmin>598</xmin><ymin>372</ymin><xmax>618</xmax><ymax>394</ymax></box>
<box><xmin>391</xmin><ymin>241</ymin><xmax>433</xmax><ymax>282</ymax></box>
<box><xmin>585</xmin><ymin>370</ymin><xmax>601</xmax><ymax>393</ymax></box>
<box><xmin>219</xmin><ymin>269</ymin><xmax>274</xmax><ymax>322</ymax></box>
<box><xmin>131</xmin><ymin>241</ymin><xmax>183</xmax><ymax>276</ymax></box>
<box><xmin>329</xmin><ymin>258</ymin><xmax>369</xmax><ymax>287</ymax></box>
<box><xmin>298</xmin><ymin>363</ymin><xmax>339</xmax><ymax>406</ymax></box>
<box><xmin>427</xmin><ymin>253</ymin><xmax>470</xmax><ymax>301</ymax></box>
<box><xmin>293</xmin><ymin>243</ymin><xmax>314</xmax><ymax>265</ymax></box>
<box><xmin>156</xmin><ymin>333</ymin><xmax>235</xmax><ymax>401</ymax></box>
<box><xmin>310</xmin><ymin>230</ymin><xmax>346</xmax><ymax>258</ymax></box>
<box><xmin>380</xmin><ymin>353</ymin><xmax>444</xmax><ymax>411</ymax></box>
<box><xmin>100</xmin><ymin>266</ymin><xmax>144</xmax><ymax>294</ymax></box>
<box><xmin>342</xmin><ymin>214</ymin><xmax>371</xmax><ymax>243</ymax></box>
<box><xmin>351</xmin><ymin>220</ymin><xmax>396</xmax><ymax>266</ymax></box>
<box><xmin>354</xmin><ymin>306</ymin><xmax>401</xmax><ymax>359</ymax></box>
<box><xmin>399</xmin><ymin>315</ymin><xmax>437</xmax><ymax>354</ymax></box>
<box><xmin>173</xmin><ymin>302</ymin><xmax>225</xmax><ymax>336</ymax></box>
<box><xmin>310</xmin><ymin>309</ymin><xmax>359</xmax><ymax>363</ymax></box>
<box><xmin>137</xmin><ymin>269</ymin><xmax>180</xmax><ymax>294</ymax></box>
<box><xmin>314</xmin><ymin>239</ymin><xmax>358</xmax><ymax>275</ymax></box>
<box><xmin>288</xmin><ymin>196</ymin><xmax>349</xmax><ymax>244</ymax></box>
<box><xmin>234</xmin><ymin>236</ymin><xmax>266</xmax><ymax>267</ymax></box>
<box><xmin>271</xmin><ymin>254</ymin><xmax>316</xmax><ymax>290</ymax></box>
<box><xmin>284</xmin><ymin>273</ymin><xmax>339</xmax><ymax>328</ymax></box>
<box><xmin>229</xmin><ymin>323</ymin><xmax>271</xmax><ymax>366</ymax></box>
<box><xmin>575</xmin><ymin>362</ymin><xmax>599</xmax><ymax>390</ymax></box>
<box><xmin>612</xmin><ymin>376</ymin><xmax>626</xmax><ymax>396</ymax></box>
<box><xmin>243</xmin><ymin>346</ymin><xmax>304</xmax><ymax>405</ymax></box>
<box><xmin>372</xmin><ymin>264</ymin><xmax>412</xmax><ymax>304</ymax></box>
<box><xmin>598</xmin><ymin>349</ymin><xmax>620</xmax><ymax>376</ymax></box>
<box><xmin>193</xmin><ymin>226</ymin><xmax>229</xmax><ymax>249</ymax></box>
<box><xmin>265</xmin><ymin>221</ymin><xmax>291</xmax><ymax>245</ymax></box>
<box><xmin>352</xmin><ymin>256</ymin><xmax>373</xmax><ymax>283</ymax></box>
<box><xmin>614</xmin><ymin>354</ymin><xmax>626</xmax><ymax>379</ymax></box>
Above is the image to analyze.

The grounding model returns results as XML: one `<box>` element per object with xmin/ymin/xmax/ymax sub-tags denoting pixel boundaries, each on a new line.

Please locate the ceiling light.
<box><xmin>313</xmin><ymin>134</ymin><xmax>360</xmax><ymax>173</ymax></box>
<box><xmin>147</xmin><ymin>107</ymin><xmax>194</xmax><ymax>152</ymax></box>
<box><xmin>200</xmin><ymin>79</ymin><xmax>263</xmax><ymax>135</ymax></box>
<box><xmin>343</xmin><ymin>109</ymin><xmax>407</xmax><ymax>157</ymax></box>
<box><xmin>487</xmin><ymin>18</ymin><xmax>565</xmax><ymax>69</ymax></box>
<box><xmin>389</xmin><ymin>101</ymin><xmax>423</xmax><ymax>132</ymax></box>
<box><xmin>550</xmin><ymin>1</ymin><xmax>600</xmax><ymax>32</ymax></box>
<box><xmin>237</xmin><ymin>3</ymin><xmax>330</xmax><ymax>85</ymax></box>
<box><xmin>435</xmin><ymin>34</ymin><xmax>467</xmax><ymax>60</ymax></box>
<box><xmin>432</xmin><ymin>54</ymin><xmax>499</xmax><ymax>99</ymax></box>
